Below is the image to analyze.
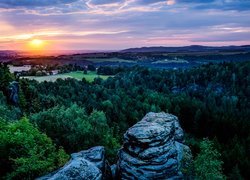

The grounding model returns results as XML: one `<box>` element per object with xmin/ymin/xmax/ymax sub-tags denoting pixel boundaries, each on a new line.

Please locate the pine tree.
<box><xmin>194</xmin><ymin>139</ymin><xmax>225</xmax><ymax>180</ymax></box>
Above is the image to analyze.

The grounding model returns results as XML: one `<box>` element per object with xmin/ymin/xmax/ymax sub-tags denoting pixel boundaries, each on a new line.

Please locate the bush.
<box><xmin>0</xmin><ymin>118</ymin><xmax>69</xmax><ymax>179</ymax></box>
<box><xmin>30</xmin><ymin>104</ymin><xmax>120</xmax><ymax>163</ymax></box>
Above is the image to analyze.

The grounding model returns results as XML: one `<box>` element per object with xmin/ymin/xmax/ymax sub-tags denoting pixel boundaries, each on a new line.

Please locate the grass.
<box><xmin>22</xmin><ymin>71</ymin><xmax>111</xmax><ymax>82</ymax></box>
<box><xmin>64</xmin><ymin>71</ymin><xmax>110</xmax><ymax>81</ymax></box>
<box><xmin>86</xmin><ymin>57</ymin><xmax>135</xmax><ymax>63</ymax></box>
<box><xmin>152</xmin><ymin>59</ymin><xmax>189</xmax><ymax>64</ymax></box>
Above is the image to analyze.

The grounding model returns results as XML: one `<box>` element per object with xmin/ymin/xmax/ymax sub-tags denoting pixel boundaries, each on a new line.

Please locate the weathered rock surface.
<box><xmin>71</xmin><ymin>146</ymin><xmax>105</xmax><ymax>174</ymax></box>
<box><xmin>117</xmin><ymin>112</ymin><xmax>192</xmax><ymax>180</ymax></box>
<box><xmin>38</xmin><ymin>113</ymin><xmax>192</xmax><ymax>180</ymax></box>
<box><xmin>38</xmin><ymin>146</ymin><xmax>109</xmax><ymax>180</ymax></box>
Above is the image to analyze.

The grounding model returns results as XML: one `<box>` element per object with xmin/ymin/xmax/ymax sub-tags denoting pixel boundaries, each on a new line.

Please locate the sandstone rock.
<box><xmin>38</xmin><ymin>157</ymin><xmax>102</xmax><ymax>180</ymax></box>
<box><xmin>38</xmin><ymin>146</ymin><xmax>109</xmax><ymax>180</ymax></box>
<box><xmin>72</xmin><ymin>146</ymin><xmax>106</xmax><ymax>173</ymax></box>
<box><xmin>117</xmin><ymin>112</ymin><xmax>192</xmax><ymax>180</ymax></box>
<box><xmin>38</xmin><ymin>113</ymin><xmax>192</xmax><ymax>180</ymax></box>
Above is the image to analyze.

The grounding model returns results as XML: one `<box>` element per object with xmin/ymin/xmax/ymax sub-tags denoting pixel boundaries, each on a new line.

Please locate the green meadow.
<box><xmin>22</xmin><ymin>71</ymin><xmax>111</xmax><ymax>82</ymax></box>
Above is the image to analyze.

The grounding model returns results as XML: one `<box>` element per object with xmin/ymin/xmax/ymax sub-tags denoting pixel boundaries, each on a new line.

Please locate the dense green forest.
<box><xmin>0</xmin><ymin>61</ymin><xmax>249</xmax><ymax>179</ymax></box>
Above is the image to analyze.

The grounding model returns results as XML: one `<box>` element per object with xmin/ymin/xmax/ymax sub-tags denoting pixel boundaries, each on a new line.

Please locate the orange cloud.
<box><xmin>167</xmin><ymin>0</ymin><xmax>175</xmax><ymax>6</ymax></box>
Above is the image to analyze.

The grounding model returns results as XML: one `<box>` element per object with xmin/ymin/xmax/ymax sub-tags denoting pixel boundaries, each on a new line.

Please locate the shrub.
<box><xmin>0</xmin><ymin>118</ymin><xmax>69</xmax><ymax>179</ymax></box>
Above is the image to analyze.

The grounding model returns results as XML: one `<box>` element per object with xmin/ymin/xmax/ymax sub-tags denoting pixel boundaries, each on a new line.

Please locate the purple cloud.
<box><xmin>0</xmin><ymin>0</ymin><xmax>78</xmax><ymax>7</ymax></box>
<box><xmin>0</xmin><ymin>0</ymin><xmax>249</xmax><ymax>50</ymax></box>
<box><xmin>89</xmin><ymin>0</ymin><xmax>124</xmax><ymax>5</ymax></box>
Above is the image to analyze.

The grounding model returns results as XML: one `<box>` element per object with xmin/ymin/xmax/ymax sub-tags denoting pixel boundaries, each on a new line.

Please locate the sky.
<box><xmin>0</xmin><ymin>0</ymin><xmax>250</xmax><ymax>51</ymax></box>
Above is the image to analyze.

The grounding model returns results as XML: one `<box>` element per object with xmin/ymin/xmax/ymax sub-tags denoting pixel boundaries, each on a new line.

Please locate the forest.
<box><xmin>0</xmin><ymin>61</ymin><xmax>249</xmax><ymax>179</ymax></box>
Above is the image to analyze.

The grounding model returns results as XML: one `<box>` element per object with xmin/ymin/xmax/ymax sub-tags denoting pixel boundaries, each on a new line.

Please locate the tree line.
<box><xmin>0</xmin><ymin>61</ymin><xmax>249</xmax><ymax>179</ymax></box>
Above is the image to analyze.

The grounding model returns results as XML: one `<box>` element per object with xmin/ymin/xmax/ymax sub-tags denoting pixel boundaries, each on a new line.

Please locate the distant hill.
<box><xmin>121</xmin><ymin>45</ymin><xmax>250</xmax><ymax>53</ymax></box>
<box><xmin>0</xmin><ymin>50</ymin><xmax>19</xmax><ymax>56</ymax></box>
<box><xmin>0</xmin><ymin>50</ymin><xmax>20</xmax><ymax>62</ymax></box>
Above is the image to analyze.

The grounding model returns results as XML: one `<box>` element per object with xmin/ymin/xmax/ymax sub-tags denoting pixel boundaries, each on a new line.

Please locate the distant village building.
<box><xmin>51</xmin><ymin>70</ymin><xmax>59</xmax><ymax>75</ymax></box>
<box><xmin>8</xmin><ymin>65</ymin><xmax>31</xmax><ymax>73</ymax></box>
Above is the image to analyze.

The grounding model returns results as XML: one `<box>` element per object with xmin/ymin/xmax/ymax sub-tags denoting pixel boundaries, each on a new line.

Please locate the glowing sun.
<box><xmin>31</xmin><ymin>39</ymin><xmax>43</xmax><ymax>46</ymax></box>
<box><xmin>28</xmin><ymin>39</ymin><xmax>46</xmax><ymax>51</ymax></box>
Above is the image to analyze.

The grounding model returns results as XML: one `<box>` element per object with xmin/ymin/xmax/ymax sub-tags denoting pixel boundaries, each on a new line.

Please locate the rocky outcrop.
<box><xmin>38</xmin><ymin>113</ymin><xmax>192</xmax><ymax>180</ymax></box>
<box><xmin>38</xmin><ymin>146</ymin><xmax>110</xmax><ymax>180</ymax></box>
<box><xmin>117</xmin><ymin>112</ymin><xmax>192</xmax><ymax>179</ymax></box>
<box><xmin>8</xmin><ymin>81</ymin><xmax>19</xmax><ymax>105</ymax></box>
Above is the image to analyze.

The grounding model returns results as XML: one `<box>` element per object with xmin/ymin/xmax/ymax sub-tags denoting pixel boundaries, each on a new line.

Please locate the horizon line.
<box><xmin>1</xmin><ymin>44</ymin><xmax>250</xmax><ymax>52</ymax></box>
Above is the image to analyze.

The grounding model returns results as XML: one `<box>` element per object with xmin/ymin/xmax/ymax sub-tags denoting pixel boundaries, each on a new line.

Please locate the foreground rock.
<box><xmin>117</xmin><ymin>112</ymin><xmax>192</xmax><ymax>179</ymax></box>
<box><xmin>38</xmin><ymin>112</ymin><xmax>192</xmax><ymax>180</ymax></box>
<box><xmin>38</xmin><ymin>146</ymin><xmax>110</xmax><ymax>180</ymax></box>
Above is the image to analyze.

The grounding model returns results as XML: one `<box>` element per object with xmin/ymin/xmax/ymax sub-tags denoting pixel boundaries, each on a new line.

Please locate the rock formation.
<box><xmin>8</xmin><ymin>81</ymin><xmax>19</xmax><ymax>105</ymax></box>
<box><xmin>38</xmin><ymin>146</ymin><xmax>110</xmax><ymax>180</ymax></box>
<box><xmin>117</xmin><ymin>112</ymin><xmax>192</xmax><ymax>179</ymax></box>
<box><xmin>38</xmin><ymin>112</ymin><xmax>192</xmax><ymax>180</ymax></box>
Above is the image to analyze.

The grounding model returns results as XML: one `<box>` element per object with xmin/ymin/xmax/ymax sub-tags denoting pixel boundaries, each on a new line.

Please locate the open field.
<box><xmin>86</xmin><ymin>57</ymin><xmax>136</xmax><ymax>63</ymax></box>
<box><xmin>152</xmin><ymin>59</ymin><xmax>189</xmax><ymax>64</ymax></box>
<box><xmin>21</xmin><ymin>71</ymin><xmax>111</xmax><ymax>82</ymax></box>
<box><xmin>64</xmin><ymin>71</ymin><xmax>111</xmax><ymax>81</ymax></box>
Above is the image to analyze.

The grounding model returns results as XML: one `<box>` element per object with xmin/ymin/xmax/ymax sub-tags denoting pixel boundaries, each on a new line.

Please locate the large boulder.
<box><xmin>117</xmin><ymin>112</ymin><xmax>192</xmax><ymax>179</ymax></box>
<box><xmin>38</xmin><ymin>146</ymin><xmax>110</xmax><ymax>180</ymax></box>
<box><xmin>71</xmin><ymin>146</ymin><xmax>105</xmax><ymax>175</ymax></box>
<box><xmin>72</xmin><ymin>146</ymin><xmax>112</xmax><ymax>179</ymax></box>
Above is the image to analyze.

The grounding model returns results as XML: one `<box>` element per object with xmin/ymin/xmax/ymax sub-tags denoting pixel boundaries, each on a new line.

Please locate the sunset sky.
<box><xmin>0</xmin><ymin>0</ymin><xmax>250</xmax><ymax>51</ymax></box>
